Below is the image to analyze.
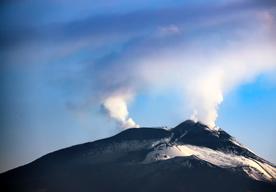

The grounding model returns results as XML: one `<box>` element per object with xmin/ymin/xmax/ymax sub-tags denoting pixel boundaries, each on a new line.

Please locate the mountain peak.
<box><xmin>173</xmin><ymin>119</ymin><xmax>209</xmax><ymax>131</ymax></box>
<box><xmin>171</xmin><ymin>120</ymin><xmax>211</xmax><ymax>140</ymax></box>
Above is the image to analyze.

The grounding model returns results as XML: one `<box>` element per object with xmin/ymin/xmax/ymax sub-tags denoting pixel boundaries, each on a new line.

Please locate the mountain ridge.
<box><xmin>1</xmin><ymin>120</ymin><xmax>275</xmax><ymax>192</ymax></box>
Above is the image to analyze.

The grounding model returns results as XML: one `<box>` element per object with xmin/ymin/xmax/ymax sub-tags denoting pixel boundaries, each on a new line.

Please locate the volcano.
<box><xmin>1</xmin><ymin>120</ymin><xmax>275</xmax><ymax>192</ymax></box>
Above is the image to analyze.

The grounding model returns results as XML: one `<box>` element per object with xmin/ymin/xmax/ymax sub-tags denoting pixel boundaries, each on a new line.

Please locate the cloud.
<box><xmin>158</xmin><ymin>25</ymin><xmax>181</xmax><ymax>36</ymax></box>
<box><xmin>2</xmin><ymin>0</ymin><xmax>276</xmax><ymax>129</ymax></box>
<box><xmin>2</xmin><ymin>0</ymin><xmax>275</xmax><ymax>48</ymax></box>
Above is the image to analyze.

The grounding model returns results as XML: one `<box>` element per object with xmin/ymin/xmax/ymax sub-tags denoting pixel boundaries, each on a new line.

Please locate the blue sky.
<box><xmin>1</xmin><ymin>0</ymin><xmax>276</xmax><ymax>172</ymax></box>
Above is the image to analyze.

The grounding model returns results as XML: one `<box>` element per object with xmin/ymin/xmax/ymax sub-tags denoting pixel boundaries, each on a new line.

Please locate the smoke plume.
<box><xmin>95</xmin><ymin>5</ymin><xmax>276</xmax><ymax>129</ymax></box>
<box><xmin>103</xmin><ymin>93</ymin><xmax>139</xmax><ymax>129</ymax></box>
<box><xmin>138</xmin><ymin>35</ymin><xmax>276</xmax><ymax>128</ymax></box>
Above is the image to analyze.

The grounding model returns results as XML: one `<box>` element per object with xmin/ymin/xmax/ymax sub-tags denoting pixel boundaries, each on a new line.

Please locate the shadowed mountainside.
<box><xmin>1</xmin><ymin>120</ymin><xmax>275</xmax><ymax>192</ymax></box>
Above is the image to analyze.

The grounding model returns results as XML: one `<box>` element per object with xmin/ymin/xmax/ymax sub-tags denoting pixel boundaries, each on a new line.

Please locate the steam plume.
<box><xmin>103</xmin><ymin>94</ymin><xmax>139</xmax><ymax>129</ymax></box>
<box><xmin>137</xmin><ymin>19</ymin><xmax>276</xmax><ymax>128</ymax></box>
<box><xmin>97</xmin><ymin>7</ymin><xmax>276</xmax><ymax>129</ymax></box>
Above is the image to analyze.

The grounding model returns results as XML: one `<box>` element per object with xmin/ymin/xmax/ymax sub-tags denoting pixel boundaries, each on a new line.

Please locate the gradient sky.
<box><xmin>1</xmin><ymin>0</ymin><xmax>276</xmax><ymax>173</ymax></box>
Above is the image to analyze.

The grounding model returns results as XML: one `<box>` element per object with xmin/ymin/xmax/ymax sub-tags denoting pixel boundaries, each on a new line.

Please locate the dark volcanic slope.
<box><xmin>1</xmin><ymin>120</ymin><xmax>275</xmax><ymax>192</ymax></box>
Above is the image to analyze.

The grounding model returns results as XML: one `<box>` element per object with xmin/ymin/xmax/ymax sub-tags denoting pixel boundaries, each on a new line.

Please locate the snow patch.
<box><xmin>144</xmin><ymin>144</ymin><xmax>276</xmax><ymax>181</ymax></box>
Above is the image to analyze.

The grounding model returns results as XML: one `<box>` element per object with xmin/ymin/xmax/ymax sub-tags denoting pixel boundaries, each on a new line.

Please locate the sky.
<box><xmin>1</xmin><ymin>0</ymin><xmax>276</xmax><ymax>173</ymax></box>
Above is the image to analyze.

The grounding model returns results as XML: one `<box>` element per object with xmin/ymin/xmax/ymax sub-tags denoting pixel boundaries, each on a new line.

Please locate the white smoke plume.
<box><xmin>103</xmin><ymin>93</ymin><xmax>139</xmax><ymax>129</ymax></box>
<box><xmin>137</xmin><ymin>38</ymin><xmax>276</xmax><ymax>128</ymax></box>
<box><xmin>99</xmin><ymin>8</ymin><xmax>276</xmax><ymax>129</ymax></box>
<box><xmin>134</xmin><ymin>12</ymin><xmax>276</xmax><ymax>128</ymax></box>
<box><xmin>147</xmin><ymin>46</ymin><xmax>276</xmax><ymax>129</ymax></box>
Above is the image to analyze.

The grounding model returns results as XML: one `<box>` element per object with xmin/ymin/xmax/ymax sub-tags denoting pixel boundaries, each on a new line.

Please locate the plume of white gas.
<box><xmin>137</xmin><ymin>29</ymin><xmax>276</xmax><ymax>129</ymax></box>
<box><xmin>101</xmin><ymin>10</ymin><xmax>276</xmax><ymax>129</ymax></box>
<box><xmin>103</xmin><ymin>93</ymin><xmax>139</xmax><ymax>129</ymax></box>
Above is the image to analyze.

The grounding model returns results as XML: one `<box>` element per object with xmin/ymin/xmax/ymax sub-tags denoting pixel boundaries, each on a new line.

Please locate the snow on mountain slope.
<box><xmin>144</xmin><ymin>143</ymin><xmax>276</xmax><ymax>181</ymax></box>
<box><xmin>84</xmin><ymin>120</ymin><xmax>276</xmax><ymax>182</ymax></box>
